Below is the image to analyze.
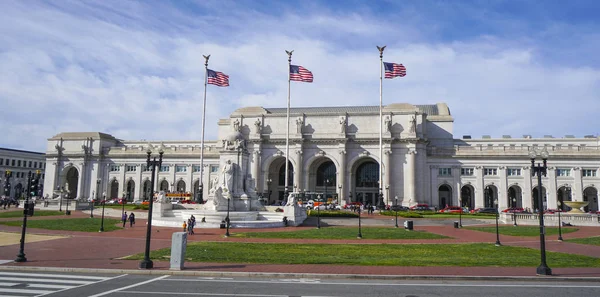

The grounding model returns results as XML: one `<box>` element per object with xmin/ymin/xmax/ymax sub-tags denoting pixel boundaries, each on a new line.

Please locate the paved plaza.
<box><xmin>0</xmin><ymin>209</ymin><xmax>599</xmax><ymax>279</ymax></box>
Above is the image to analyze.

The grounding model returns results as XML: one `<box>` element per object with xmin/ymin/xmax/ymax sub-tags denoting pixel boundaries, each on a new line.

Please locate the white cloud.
<box><xmin>0</xmin><ymin>0</ymin><xmax>599</xmax><ymax>152</ymax></box>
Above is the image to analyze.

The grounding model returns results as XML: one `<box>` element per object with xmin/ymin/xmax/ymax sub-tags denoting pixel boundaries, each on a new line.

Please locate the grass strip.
<box><xmin>465</xmin><ymin>226</ymin><xmax>579</xmax><ymax>236</ymax></box>
<box><xmin>566</xmin><ymin>236</ymin><xmax>600</xmax><ymax>246</ymax></box>
<box><xmin>126</xmin><ymin>242</ymin><xmax>600</xmax><ymax>267</ymax></box>
<box><xmin>232</xmin><ymin>227</ymin><xmax>448</xmax><ymax>239</ymax></box>
<box><xmin>0</xmin><ymin>218</ymin><xmax>122</xmax><ymax>232</ymax></box>
<box><xmin>0</xmin><ymin>210</ymin><xmax>64</xmax><ymax>218</ymax></box>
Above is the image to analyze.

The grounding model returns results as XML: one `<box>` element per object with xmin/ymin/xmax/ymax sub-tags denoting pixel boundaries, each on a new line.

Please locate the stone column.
<box><xmin>383</xmin><ymin>149</ymin><xmax>392</xmax><ymax>205</ymax></box>
<box><xmin>475</xmin><ymin>166</ymin><xmax>484</xmax><ymax>207</ymax></box>
<box><xmin>405</xmin><ymin>149</ymin><xmax>417</xmax><ymax>204</ymax></box>
<box><xmin>522</xmin><ymin>166</ymin><xmax>533</xmax><ymax>211</ymax></box>
<box><xmin>77</xmin><ymin>162</ymin><xmax>85</xmax><ymax>200</ymax></box>
<box><xmin>498</xmin><ymin>166</ymin><xmax>507</xmax><ymax>207</ymax></box>
<box><xmin>294</xmin><ymin>149</ymin><xmax>303</xmax><ymax>192</ymax></box>
<box><xmin>252</xmin><ymin>149</ymin><xmax>261</xmax><ymax>192</ymax></box>
<box><xmin>573</xmin><ymin>167</ymin><xmax>583</xmax><ymax>202</ymax></box>
<box><xmin>136</xmin><ymin>164</ymin><xmax>143</xmax><ymax>200</ymax></box>
<box><xmin>338</xmin><ymin>149</ymin><xmax>346</xmax><ymax>203</ymax></box>
<box><xmin>546</xmin><ymin>167</ymin><xmax>557</xmax><ymax>209</ymax></box>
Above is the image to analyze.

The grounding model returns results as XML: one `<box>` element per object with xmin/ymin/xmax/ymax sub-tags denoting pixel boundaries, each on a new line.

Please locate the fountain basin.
<box><xmin>563</xmin><ymin>201</ymin><xmax>589</xmax><ymax>213</ymax></box>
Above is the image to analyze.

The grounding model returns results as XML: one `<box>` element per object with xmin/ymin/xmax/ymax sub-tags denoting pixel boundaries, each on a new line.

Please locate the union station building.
<box><xmin>42</xmin><ymin>103</ymin><xmax>600</xmax><ymax>212</ymax></box>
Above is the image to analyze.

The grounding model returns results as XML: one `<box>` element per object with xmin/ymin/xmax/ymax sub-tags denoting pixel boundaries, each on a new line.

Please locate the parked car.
<box><xmin>343</xmin><ymin>202</ymin><xmax>363</xmax><ymax>209</ymax></box>
<box><xmin>390</xmin><ymin>205</ymin><xmax>409</xmax><ymax>211</ymax></box>
<box><xmin>439</xmin><ymin>206</ymin><xmax>462</xmax><ymax>213</ymax></box>
<box><xmin>409</xmin><ymin>203</ymin><xmax>429</xmax><ymax>210</ymax></box>
<box><xmin>502</xmin><ymin>207</ymin><xmax>525</xmax><ymax>213</ymax></box>
<box><xmin>474</xmin><ymin>207</ymin><xmax>498</xmax><ymax>214</ymax></box>
<box><xmin>544</xmin><ymin>209</ymin><xmax>563</xmax><ymax>214</ymax></box>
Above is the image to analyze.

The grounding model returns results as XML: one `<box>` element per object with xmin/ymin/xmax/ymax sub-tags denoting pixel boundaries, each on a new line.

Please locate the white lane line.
<box><xmin>27</xmin><ymin>283</ymin><xmax>75</xmax><ymax>289</ymax></box>
<box><xmin>0</xmin><ymin>288</ymin><xmax>53</xmax><ymax>294</ymax></box>
<box><xmin>0</xmin><ymin>272</ymin><xmax>109</xmax><ymax>280</ymax></box>
<box><xmin>0</xmin><ymin>260</ymin><xmax>13</xmax><ymax>265</ymax></box>
<box><xmin>0</xmin><ymin>294</ymin><xmax>28</xmax><ymax>297</ymax></box>
<box><xmin>37</xmin><ymin>274</ymin><xmax>128</xmax><ymax>297</ymax></box>
<box><xmin>88</xmin><ymin>275</ymin><xmax>170</xmax><ymax>297</ymax></box>
<box><xmin>123</xmin><ymin>291</ymin><xmax>292</xmax><ymax>296</ymax></box>
<box><xmin>0</xmin><ymin>283</ymin><xmax>20</xmax><ymax>287</ymax></box>
<box><xmin>163</xmin><ymin>278</ymin><xmax>600</xmax><ymax>288</ymax></box>
<box><xmin>0</xmin><ymin>277</ymin><xmax>91</xmax><ymax>284</ymax></box>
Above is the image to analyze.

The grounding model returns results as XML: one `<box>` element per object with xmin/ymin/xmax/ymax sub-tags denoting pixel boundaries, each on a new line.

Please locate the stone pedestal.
<box><xmin>283</xmin><ymin>204</ymin><xmax>307</xmax><ymax>226</ymax></box>
<box><xmin>153</xmin><ymin>202</ymin><xmax>172</xmax><ymax>218</ymax></box>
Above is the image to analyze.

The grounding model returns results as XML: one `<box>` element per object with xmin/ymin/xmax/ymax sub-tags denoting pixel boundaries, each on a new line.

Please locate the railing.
<box><xmin>501</xmin><ymin>213</ymin><xmax>600</xmax><ymax>226</ymax></box>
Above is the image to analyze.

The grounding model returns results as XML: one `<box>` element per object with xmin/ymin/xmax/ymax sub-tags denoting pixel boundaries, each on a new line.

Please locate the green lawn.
<box><xmin>421</xmin><ymin>213</ymin><xmax>496</xmax><ymax>219</ymax></box>
<box><xmin>0</xmin><ymin>210</ymin><xmax>64</xmax><ymax>218</ymax></box>
<box><xmin>232</xmin><ymin>227</ymin><xmax>448</xmax><ymax>240</ymax></box>
<box><xmin>126</xmin><ymin>242</ymin><xmax>600</xmax><ymax>267</ymax></box>
<box><xmin>0</xmin><ymin>218</ymin><xmax>122</xmax><ymax>232</ymax></box>
<box><xmin>465</xmin><ymin>226</ymin><xmax>579</xmax><ymax>237</ymax></box>
<box><xmin>566</xmin><ymin>236</ymin><xmax>600</xmax><ymax>246</ymax></box>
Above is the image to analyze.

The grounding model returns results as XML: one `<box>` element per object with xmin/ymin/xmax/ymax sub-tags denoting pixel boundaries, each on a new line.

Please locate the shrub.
<box><xmin>133</xmin><ymin>204</ymin><xmax>149</xmax><ymax>210</ymax></box>
<box><xmin>380</xmin><ymin>211</ymin><xmax>423</xmax><ymax>218</ymax></box>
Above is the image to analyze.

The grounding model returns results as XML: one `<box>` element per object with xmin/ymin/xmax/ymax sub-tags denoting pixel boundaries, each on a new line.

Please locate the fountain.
<box><xmin>563</xmin><ymin>201</ymin><xmax>589</xmax><ymax>214</ymax></box>
<box><xmin>152</xmin><ymin>127</ymin><xmax>307</xmax><ymax>228</ymax></box>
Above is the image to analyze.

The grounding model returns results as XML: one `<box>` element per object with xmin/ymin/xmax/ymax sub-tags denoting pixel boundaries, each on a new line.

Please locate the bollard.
<box><xmin>170</xmin><ymin>232</ymin><xmax>187</xmax><ymax>270</ymax></box>
<box><xmin>404</xmin><ymin>220</ymin><xmax>413</xmax><ymax>230</ymax></box>
<box><xmin>453</xmin><ymin>221</ymin><xmax>459</xmax><ymax>228</ymax></box>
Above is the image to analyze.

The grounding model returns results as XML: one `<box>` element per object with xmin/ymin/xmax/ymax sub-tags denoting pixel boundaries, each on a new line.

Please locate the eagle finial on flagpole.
<box><xmin>285</xmin><ymin>50</ymin><xmax>293</xmax><ymax>58</ymax></box>
<box><xmin>377</xmin><ymin>45</ymin><xmax>386</xmax><ymax>58</ymax></box>
<box><xmin>203</xmin><ymin>54</ymin><xmax>210</xmax><ymax>66</ymax></box>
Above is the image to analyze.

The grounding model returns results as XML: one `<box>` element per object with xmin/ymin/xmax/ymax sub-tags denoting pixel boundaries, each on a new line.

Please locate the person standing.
<box><xmin>128</xmin><ymin>212</ymin><xmax>135</xmax><ymax>227</ymax></box>
<box><xmin>190</xmin><ymin>215</ymin><xmax>196</xmax><ymax>235</ymax></box>
<box><xmin>122</xmin><ymin>212</ymin><xmax>128</xmax><ymax>227</ymax></box>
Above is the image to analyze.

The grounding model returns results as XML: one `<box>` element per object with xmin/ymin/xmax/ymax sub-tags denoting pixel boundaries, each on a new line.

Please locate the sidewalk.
<box><xmin>0</xmin><ymin>210</ymin><xmax>599</xmax><ymax>279</ymax></box>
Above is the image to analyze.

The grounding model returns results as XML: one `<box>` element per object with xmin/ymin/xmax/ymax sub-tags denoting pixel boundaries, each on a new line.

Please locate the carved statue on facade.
<box><xmin>339</xmin><ymin>116</ymin><xmax>347</xmax><ymax>134</ymax></box>
<box><xmin>410</xmin><ymin>114</ymin><xmax>417</xmax><ymax>133</ymax></box>
<box><xmin>384</xmin><ymin>116</ymin><xmax>391</xmax><ymax>132</ymax></box>
<box><xmin>296</xmin><ymin>117</ymin><xmax>304</xmax><ymax>134</ymax></box>
<box><xmin>233</xmin><ymin>118</ymin><xmax>241</xmax><ymax>132</ymax></box>
<box><xmin>254</xmin><ymin>119</ymin><xmax>261</xmax><ymax>134</ymax></box>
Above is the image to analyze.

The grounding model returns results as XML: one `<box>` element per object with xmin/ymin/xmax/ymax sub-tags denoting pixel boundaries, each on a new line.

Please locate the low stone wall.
<box><xmin>501</xmin><ymin>212</ymin><xmax>600</xmax><ymax>227</ymax></box>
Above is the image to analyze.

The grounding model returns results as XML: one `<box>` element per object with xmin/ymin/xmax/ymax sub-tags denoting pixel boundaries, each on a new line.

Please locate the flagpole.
<box><xmin>284</xmin><ymin>50</ymin><xmax>293</xmax><ymax>203</ymax></box>
<box><xmin>199</xmin><ymin>54</ymin><xmax>210</xmax><ymax>203</ymax></box>
<box><xmin>377</xmin><ymin>45</ymin><xmax>386</xmax><ymax>207</ymax></box>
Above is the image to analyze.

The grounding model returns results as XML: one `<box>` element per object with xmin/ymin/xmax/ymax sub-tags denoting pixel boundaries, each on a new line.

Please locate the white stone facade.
<box><xmin>41</xmin><ymin>103</ymin><xmax>600</xmax><ymax>212</ymax></box>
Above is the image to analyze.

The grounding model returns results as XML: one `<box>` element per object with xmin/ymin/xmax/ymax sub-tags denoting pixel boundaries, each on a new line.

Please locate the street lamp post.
<box><xmin>529</xmin><ymin>148</ymin><xmax>552</xmax><ymax>276</ymax></box>
<box><xmin>459</xmin><ymin>198</ymin><xmax>463</xmax><ymax>228</ymax></box>
<box><xmin>140</xmin><ymin>145</ymin><xmax>164</xmax><ymax>269</ymax></box>
<box><xmin>494</xmin><ymin>198</ymin><xmax>501</xmax><ymax>246</ymax></box>
<box><xmin>15</xmin><ymin>170</ymin><xmax>37</xmax><ymax>262</ymax></box>
<box><xmin>394</xmin><ymin>196</ymin><xmax>399</xmax><ymax>228</ymax></box>
<box><xmin>557</xmin><ymin>201</ymin><xmax>563</xmax><ymax>241</ymax></box>
<box><xmin>513</xmin><ymin>198</ymin><xmax>518</xmax><ymax>227</ymax></box>
<box><xmin>267</xmin><ymin>178</ymin><xmax>272</xmax><ymax>205</ymax></box>
<box><xmin>357</xmin><ymin>204</ymin><xmax>362</xmax><ymax>239</ymax></box>
<box><xmin>338</xmin><ymin>184</ymin><xmax>342</xmax><ymax>206</ymax></box>
<box><xmin>316</xmin><ymin>194</ymin><xmax>321</xmax><ymax>229</ymax></box>
<box><xmin>90</xmin><ymin>190</ymin><xmax>95</xmax><ymax>218</ymax></box>
<box><xmin>324</xmin><ymin>179</ymin><xmax>329</xmax><ymax>209</ymax></box>
<box><xmin>100</xmin><ymin>192</ymin><xmax>106</xmax><ymax>232</ymax></box>
<box><xmin>65</xmin><ymin>183</ymin><xmax>70</xmax><ymax>215</ymax></box>
<box><xmin>121</xmin><ymin>191</ymin><xmax>126</xmax><ymax>217</ymax></box>
<box><xmin>225</xmin><ymin>193</ymin><xmax>231</xmax><ymax>237</ymax></box>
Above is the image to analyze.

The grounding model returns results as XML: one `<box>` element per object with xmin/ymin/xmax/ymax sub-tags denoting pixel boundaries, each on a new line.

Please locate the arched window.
<box><xmin>160</xmin><ymin>180</ymin><xmax>169</xmax><ymax>191</ymax></box>
<box><xmin>355</xmin><ymin>161</ymin><xmax>379</xmax><ymax>188</ymax></box>
<box><xmin>316</xmin><ymin>161</ymin><xmax>336</xmax><ymax>187</ymax></box>
<box><xmin>277</xmin><ymin>161</ymin><xmax>293</xmax><ymax>186</ymax></box>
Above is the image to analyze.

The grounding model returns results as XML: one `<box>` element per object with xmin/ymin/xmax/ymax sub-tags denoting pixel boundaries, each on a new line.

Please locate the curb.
<box><xmin>1</xmin><ymin>266</ymin><xmax>600</xmax><ymax>282</ymax></box>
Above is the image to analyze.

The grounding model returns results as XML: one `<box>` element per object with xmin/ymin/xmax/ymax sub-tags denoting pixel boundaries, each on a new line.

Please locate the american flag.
<box><xmin>207</xmin><ymin>69</ymin><xmax>229</xmax><ymax>87</ymax></box>
<box><xmin>289</xmin><ymin>65</ymin><xmax>313</xmax><ymax>83</ymax></box>
<box><xmin>384</xmin><ymin>62</ymin><xmax>406</xmax><ymax>79</ymax></box>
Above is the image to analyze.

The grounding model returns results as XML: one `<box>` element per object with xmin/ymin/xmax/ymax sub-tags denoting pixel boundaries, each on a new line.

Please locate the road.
<box><xmin>0</xmin><ymin>271</ymin><xmax>598</xmax><ymax>297</ymax></box>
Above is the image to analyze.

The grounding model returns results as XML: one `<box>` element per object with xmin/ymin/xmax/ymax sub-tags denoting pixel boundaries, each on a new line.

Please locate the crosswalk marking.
<box><xmin>0</xmin><ymin>271</ymin><xmax>118</xmax><ymax>297</ymax></box>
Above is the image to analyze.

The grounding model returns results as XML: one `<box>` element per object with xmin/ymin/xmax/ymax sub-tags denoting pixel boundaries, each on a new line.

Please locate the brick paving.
<box><xmin>0</xmin><ymin>209</ymin><xmax>599</xmax><ymax>278</ymax></box>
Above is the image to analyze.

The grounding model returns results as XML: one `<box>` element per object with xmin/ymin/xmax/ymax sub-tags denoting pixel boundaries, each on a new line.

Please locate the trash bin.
<box><xmin>404</xmin><ymin>220</ymin><xmax>413</xmax><ymax>230</ymax></box>
<box><xmin>219</xmin><ymin>220</ymin><xmax>226</xmax><ymax>229</ymax></box>
<box><xmin>453</xmin><ymin>221</ymin><xmax>459</xmax><ymax>228</ymax></box>
<box><xmin>66</xmin><ymin>210</ymin><xmax>71</xmax><ymax>215</ymax></box>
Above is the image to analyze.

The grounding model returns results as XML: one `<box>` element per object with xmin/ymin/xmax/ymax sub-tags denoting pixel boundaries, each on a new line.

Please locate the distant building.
<box><xmin>1</xmin><ymin>147</ymin><xmax>46</xmax><ymax>199</ymax></box>
<box><xmin>42</xmin><ymin>103</ymin><xmax>599</xmax><ymax>212</ymax></box>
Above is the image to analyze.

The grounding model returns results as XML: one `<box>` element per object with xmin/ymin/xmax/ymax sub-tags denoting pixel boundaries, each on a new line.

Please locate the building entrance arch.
<box><xmin>532</xmin><ymin>186</ymin><xmax>547</xmax><ymax>212</ymax></box>
<box><xmin>126</xmin><ymin>180</ymin><xmax>135</xmax><ymax>201</ymax></box>
<box><xmin>110</xmin><ymin>180</ymin><xmax>119</xmax><ymax>199</ymax></box>
<box><xmin>142</xmin><ymin>180</ymin><xmax>151</xmax><ymax>201</ymax></box>
<box><xmin>557</xmin><ymin>185</ymin><xmax>572</xmax><ymax>211</ymax></box>
<box><xmin>14</xmin><ymin>183</ymin><xmax>23</xmax><ymax>199</ymax></box>
<box><xmin>460</xmin><ymin>185</ymin><xmax>474</xmax><ymax>210</ymax></box>
<box><xmin>438</xmin><ymin>184</ymin><xmax>452</xmax><ymax>209</ymax></box>
<box><xmin>508</xmin><ymin>185</ymin><xmax>523</xmax><ymax>208</ymax></box>
<box><xmin>352</xmin><ymin>159</ymin><xmax>379</xmax><ymax>207</ymax></box>
<box><xmin>265</xmin><ymin>157</ymin><xmax>293</xmax><ymax>205</ymax></box>
<box><xmin>65</xmin><ymin>167</ymin><xmax>79</xmax><ymax>199</ymax></box>
<box><xmin>307</xmin><ymin>158</ymin><xmax>337</xmax><ymax>203</ymax></box>
<box><xmin>583</xmin><ymin>187</ymin><xmax>598</xmax><ymax>212</ymax></box>
<box><xmin>484</xmin><ymin>185</ymin><xmax>498</xmax><ymax>208</ymax></box>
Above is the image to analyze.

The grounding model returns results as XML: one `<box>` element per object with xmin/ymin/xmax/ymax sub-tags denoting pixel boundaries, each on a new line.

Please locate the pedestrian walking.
<box><xmin>128</xmin><ymin>212</ymin><xmax>135</xmax><ymax>227</ymax></box>
<box><xmin>183</xmin><ymin>220</ymin><xmax>187</xmax><ymax>233</ymax></box>
<box><xmin>190</xmin><ymin>215</ymin><xmax>196</xmax><ymax>235</ymax></box>
<box><xmin>122</xmin><ymin>212</ymin><xmax>128</xmax><ymax>227</ymax></box>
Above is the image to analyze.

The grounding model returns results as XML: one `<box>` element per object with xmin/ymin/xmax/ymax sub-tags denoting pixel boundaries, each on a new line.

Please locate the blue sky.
<box><xmin>1</xmin><ymin>0</ymin><xmax>599</xmax><ymax>152</ymax></box>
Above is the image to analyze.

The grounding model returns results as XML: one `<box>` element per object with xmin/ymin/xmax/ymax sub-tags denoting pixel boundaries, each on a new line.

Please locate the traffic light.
<box><xmin>30</xmin><ymin>176</ymin><xmax>38</xmax><ymax>197</ymax></box>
